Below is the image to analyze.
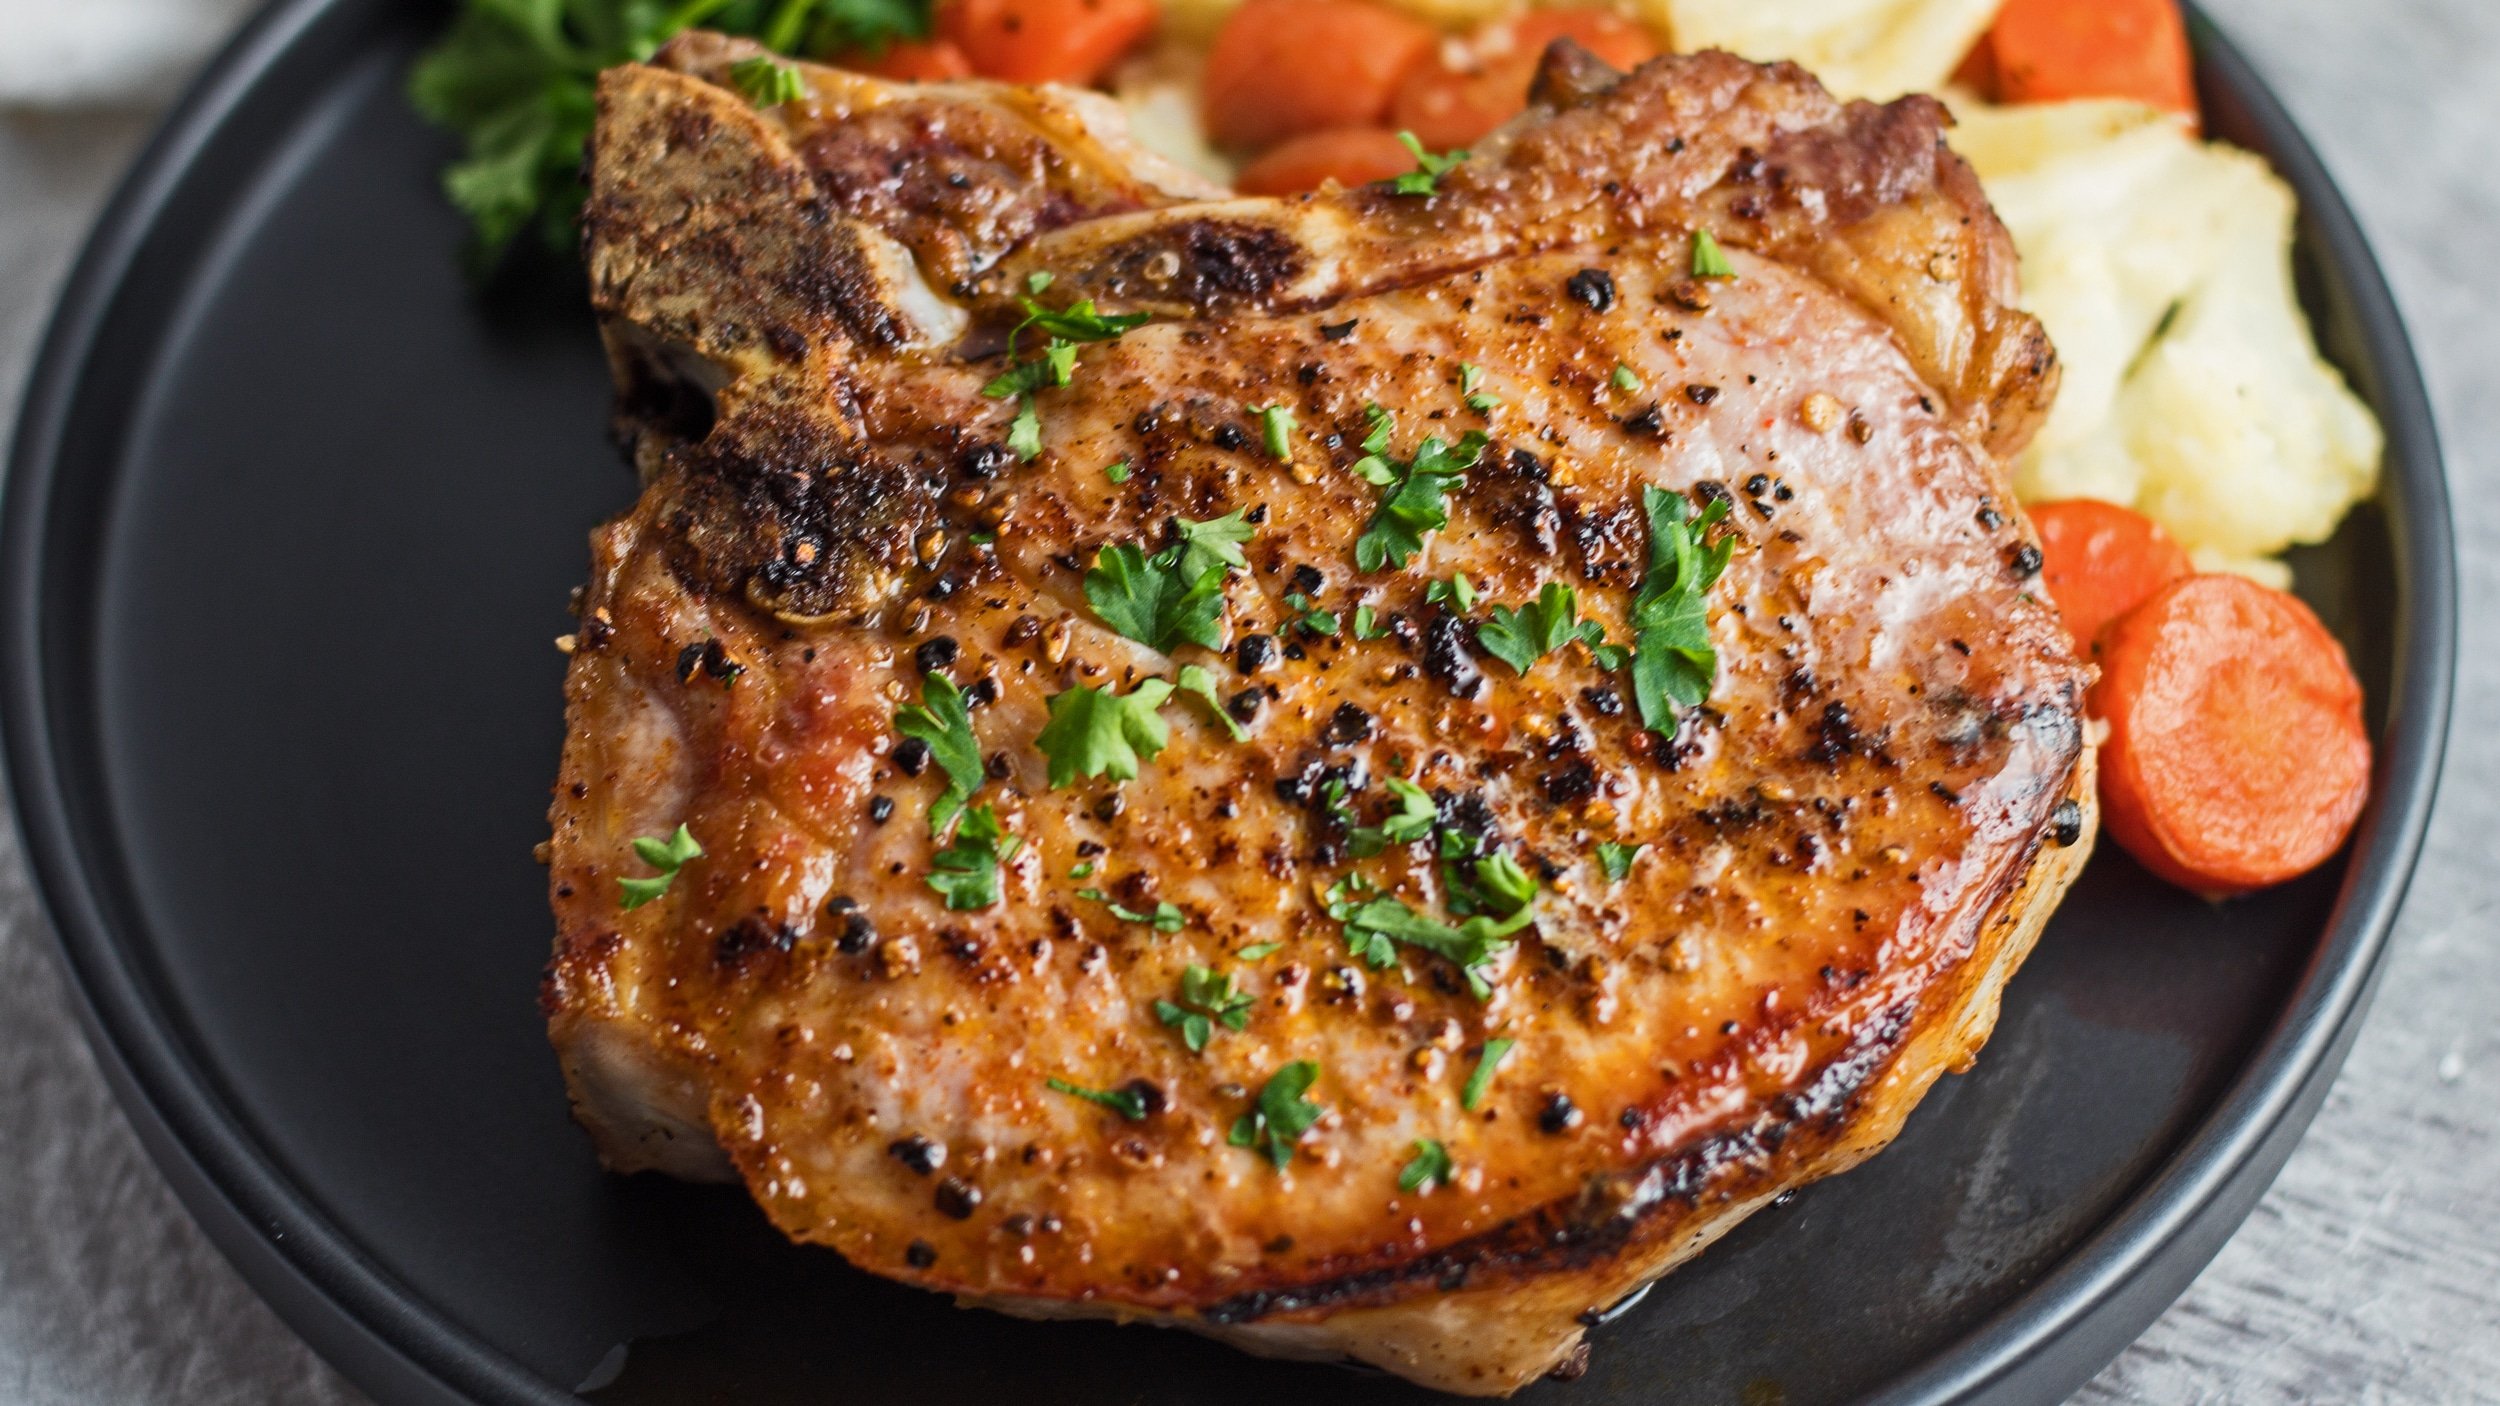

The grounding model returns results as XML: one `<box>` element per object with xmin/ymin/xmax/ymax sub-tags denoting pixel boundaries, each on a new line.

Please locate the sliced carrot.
<box><xmin>830</xmin><ymin>38</ymin><xmax>975</xmax><ymax>82</ymax></box>
<box><xmin>2091</xmin><ymin>574</ymin><xmax>2370</xmax><ymax>896</ymax></box>
<box><xmin>937</xmin><ymin>0</ymin><xmax>1158</xmax><ymax>86</ymax></box>
<box><xmin>1984</xmin><ymin>0</ymin><xmax>2198</xmax><ymax>119</ymax></box>
<box><xmin>1390</xmin><ymin>8</ymin><xmax>1660</xmax><ymax>152</ymax></box>
<box><xmin>2029</xmin><ymin>498</ymin><xmax>2192</xmax><ymax>653</ymax></box>
<box><xmin>1236</xmin><ymin>127</ymin><xmax>1417</xmax><ymax>195</ymax></box>
<box><xmin>1202</xmin><ymin>0</ymin><xmax>1438</xmax><ymax>151</ymax></box>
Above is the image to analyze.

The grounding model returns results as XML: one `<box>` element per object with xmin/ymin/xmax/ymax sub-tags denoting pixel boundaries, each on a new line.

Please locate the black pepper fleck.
<box><xmin>1565</xmin><ymin>268</ymin><xmax>1617</xmax><ymax>312</ymax></box>
<box><xmin>889</xmin><ymin>1135</ymin><xmax>945</xmax><ymax>1174</ymax></box>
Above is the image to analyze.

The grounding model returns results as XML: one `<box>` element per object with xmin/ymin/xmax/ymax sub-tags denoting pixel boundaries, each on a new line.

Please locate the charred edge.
<box><xmin>1198</xmin><ymin>1002</ymin><xmax>1919</xmax><ymax>1325</ymax></box>
<box><xmin>1083</xmin><ymin>219</ymin><xmax>1307</xmax><ymax>310</ymax></box>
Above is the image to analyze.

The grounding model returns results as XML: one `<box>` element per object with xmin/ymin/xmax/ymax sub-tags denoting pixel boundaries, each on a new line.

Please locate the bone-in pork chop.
<box><xmin>544</xmin><ymin>33</ymin><xmax>2092</xmax><ymax>1394</ymax></box>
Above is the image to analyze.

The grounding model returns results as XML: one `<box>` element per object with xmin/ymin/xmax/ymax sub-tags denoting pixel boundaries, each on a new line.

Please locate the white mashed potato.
<box><xmin>1115</xmin><ymin>0</ymin><xmax>2382</xmax><ymax>577</ymax></box>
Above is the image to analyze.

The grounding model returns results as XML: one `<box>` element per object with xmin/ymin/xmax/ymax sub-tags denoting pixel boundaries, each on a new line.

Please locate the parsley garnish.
<box><xmin>1084</xmin><ymin>510</ymin><xmax>1254</xmax><ymax>653</ymax></box>
<box><xmin>1026</xmin><ymin>270</ymin><xmax>1055</xmax><ymax>294</ymax></box>
<box><xmin>1349</xmin><ymin>777</ymin><xmax>1437</xmax><ymax>858</ymax></box>
<box><xmin>1477</xmin><ymin>582</ymin><xmax>1623</xmax><ymax>674</ymax></box>
<box><xmin>1388</xmin><ymin>131</ymin><xmax>1467</xmax><ymax>196</ymax></box>
<box><xmin>1459</xmin><ymin>363</ymin><xmax>1500</xmax><ymax>414</ymax></box>
<box><xmin>1036</xmin><ymin>680</ymin><xmax>1175</xmax><ymax>787</ymax></box>
<box><xmin>1628</xmin><ymin>487</ymin><xmax>1735</xmax><ymax>731</ymax></box>
<box><xmin>896</xmin><ymin>673</ymin><xmax>984</xmax><ymax>833</ymax></box>
<box><xmin>1076</xmin><ymin>888</ymin><xmax>1187</xmax><ymax>933</ymax></box>
<box><xmin>1691</xmin><ymin>227</ymin><xmax>1736</xmax><ymax>279</ymax></box>
<box><xmin>1048</xmin><ymin>1077</ymin><xmax>1148</xmax><ymax>1120</ymax></box>
<box><xmin>1176</xmin><ymin>663</ymin><xmax>1249</xmax><ymax>741</ymax></box>
<box><xmin>1425</xmin><ymin>573</ymin><xmax>1480</xmax><ymax>612</ymax></box>
<box><xmin>1330</xmin><ymin>886</ymin><xmax>1525</xmax><ymax>1000</ymax></box>
<box><xmin>1069</xmin><ymin>861</ymin><xmax>1096</xmax><ymax>879</ymax></box>
<box><xmin>1155</xmin><ymin>966</ymin><xmax>1255</xmax><ymax>1051</ymax></box>
<box><xmin>728</xmin><ymin>55</ymin><xmax>805</xmax><ymax>107</ymax></box>
<box><xmin>981</xmin><ymin>295</ymin><xmax>1149</xmax><ymax>461</ymax></box>
<box><xmin>1353</xmin><ymin>414</ymin><xmax>1488</xmax><ymax>572</ymax></box>
<box><xmin>1597</xmin><ymin>841</ymin><xmax>1646</xmax><ymax>883</ymax></box>
<box><xmin>1237</xmin><ymin>942</ymin><xmax>1284</xmax><ymax>960</ymax></box>
<box><xmin>1254</xmin><ymin>404</ymin><xmax>1297</xmax><ymax>459</ymax></box>
<box><xmin>1105</xmin><ymin>458</ymin><xmax>1132</xmax><ymax>483</ymax></box>
<box><xmin>927</xmin><ymin>804</ymin><xmax>1018</xmax><ymax>910</ymax></box>
<box><xmin>1460</xmin><ymin>1038</ymin><xmax>1516</xmax><ymax>1110</ymax></box>
<box><xmin>618</xmin><ymin>823</ymin><xmax>701</xmax><ymax>909</ymax></box>
<box><xmin>1399</xmin><ymin>1138</ymin><xmax>1455</xmax><ymax>1193</ymax></box>
<box><xmin>1285</xmin><ymin>591</ymin><xmax>1341</xmax><ymax>637</ymax></box>
<box><xmin>1351</xmin><ymin>605</ymin><xmax>1388</xmax><ymax>640</ymax></box>
<box><xmin>1612</xmin><ymin>363</ymin><xmax>1642</xmax><ymax>392</ymax></box>
<box><xmin>409</xmin><ymin>0</ymin><xmax>933</xmax><ymax>270</ymax></box>
<box><xmin>1229</xmin><ymin>1061</ymin><xmax>1325</xmax><ymax>1169</ymax></box>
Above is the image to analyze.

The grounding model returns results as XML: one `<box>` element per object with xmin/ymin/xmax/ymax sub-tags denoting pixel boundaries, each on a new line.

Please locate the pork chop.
<box><xmin>545</xmin><ymin>33</ymin><xmax>2092</xmax><ymax>1395</ymax></box>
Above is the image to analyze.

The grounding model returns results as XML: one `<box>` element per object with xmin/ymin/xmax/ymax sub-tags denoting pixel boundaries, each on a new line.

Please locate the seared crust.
<box><xmin>548</xmin><ymin>37</ymin><xmax>2091</xmax><ymax>1395</ymax></box>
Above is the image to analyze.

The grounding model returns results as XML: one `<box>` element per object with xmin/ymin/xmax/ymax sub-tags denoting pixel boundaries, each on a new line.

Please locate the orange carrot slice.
<box><xmin>2030</xmin><ymin>498</ymin><xmax>2193</xmax><ymax>653</ymax></box>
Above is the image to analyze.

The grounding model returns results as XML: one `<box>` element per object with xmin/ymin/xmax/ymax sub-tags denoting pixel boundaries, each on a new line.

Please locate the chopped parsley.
<box><xmin>982</xmin><ymin>295</ymin><xmax>1149</xmax><ymax>461</ymax></box>
<box><xmin>1628</xmin><ymin>487</ymin><xmax>1735</xmax><ymax>731</ymax></box>
<box><xmin>1069</xmin><ymin>861</ymin><xmax>1097</xmax><ymax>879</ymax></box>
<box><xmin>728</xmin><ymin>55</ymin><xmax>805</xmax><ymax>107</ymax></box>
<box><xmin>1459</xmin><ymin>363</ymin><xmax>1500</xmax><ymax>414</ymax></box>
<box><xmin>1229</xmin><ymin>1061</ymin><xmax>1325</xmax><ymax>1169</ymax></box>
<box><xmin>1155</xmin><ymin>966</ymin><xmax>1255</xmax><ymax>1051</ymax></box>
<box><xmin>1084</xmin><ymin>509</ymin><xmax>1255</xmax><ymax>653</ymax></box>
<box><xmin>1036</xmin><ymin>679</ymin><xmax>1175</xmax><ymax>787</ymax></box>
<box><xmin>1460</xmin><ymin>1037</ymin><xmax>1516</xmax><ymax>1110</ymax></box>
<box><xmin>1352</xmin><ymin>411</ymin><xmax>1488</xmax><ymax>572</ymax></box>
<box><xmin>1399</xmin><ymin>1138</ymin><xmax>1455</xmax><ymax>1193</ymax></box>
<box><xmin>1236</xmin><ymin>942</ymin><xmax>1284</xmax><ymax>960</ymax></box>
<box><xmin>927</xmin><ymin>804</ymin><xmax>1018</xmax><ymax>910</ymax></box>
<box><xmin>1351</xmin><ymin>605</ymin><xmax>1388</xmax><ymax>640</ymax></box>
<box><xmin>1285</xmin><ymin>591</ymin><xmax>1341</xmax><ymax>637</ymax></box>
<box><xmin>1425</xmin><ymin>573</ymin><xmax>1480</xmax><ymax>612</ymax></box>
<box><xmin>1330</xmin><ymin>883</ymin><xmax>1526</xmax><ymax>1001</ymax></box>
<box><xmin>1349</xmin><ymin>777</ymin><xmax>1437</xmax><ymax>858</ymax></box>
<box><xmin>1691</xmin><ymin>227</ymin><xmax>1736</xmax><ymax>280</ymax></box>
<box><xmin>1047</xmin><ymin>1077</ymin><xmax>1149</xmax><ymax>1120</ymax></box>
<box><xmin>1254</xmin><ymin>404</ymin><xmax>1297</xmax><ymax>459</ymax></box>
<box><xmin>1597</xmin><ymin>841</ymin><xmax>1646</xmax><ymax>883</ymax></box>
<box><xmin>1077</xmin><ymin>888</ymin><xmax>1187</xmax><ymax>933</ymax></box>
<box><xmin>1612</xmin><ymin>363</ymin><xmax>1643</xmax><ymax>392</ymax></box>
<box><xmin>1477</xmin><ymin>581</ymin><xmax>1624</xmax><ymax>674</ymax></box>
<box><xmin>1105</xmin><ymin>458</ymin><xmax>1132</xmax><ymax>483</ymax></box>
<box><xmin>1026</xmin><ymin>270</ymin><xmax>1055</xmax><ymax>294</ymax></box>
<box><xmin>618</xmin><ymin>823</ymin><xmax>701</xmax><ymax>910</ymax></box>
<box><xmin>1388</xmin><ymin>131</ymin><xmax>1467</xmax><ymax>196</ymax></box>
<box><xmin>895</xmin><ymin>673</ymin><xmax>984</xmax><ymax>833</ymax></box>
<box><xmin>1175</xmin><ymin>663</ymin><xmax>1249</xmax><ymax>741</ymax></box>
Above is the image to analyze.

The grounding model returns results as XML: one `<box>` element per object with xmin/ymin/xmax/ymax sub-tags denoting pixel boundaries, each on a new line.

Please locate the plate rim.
<box><xmin>0</xmin><ymin>3</ymin><xmax>2456</xmax><ymax>1404</ymax></box>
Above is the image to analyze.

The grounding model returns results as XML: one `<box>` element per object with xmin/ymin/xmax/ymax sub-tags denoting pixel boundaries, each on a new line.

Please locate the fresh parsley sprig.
<box><xmin>1477</xmin><ymin>581</ymin><xmax>1626</xmax><ymax>674</ymax></box>
<box><xmin>1036</xmin><ymin>680</ymin><xmax>1175</xmax><ymax>786</ymax></box>
<box><xmin>1351</xmin><ymin>406</ymin><xmax>1488</xmax><ymax>572</ymax></box>
<box><xmin>619</xmin><ymin>823</ymin><xmax>702</xmax><ymax>909</ymax></box>
<box><xmin>982</xmin><ymin>295</ymin><xmax>1149</xmax><ymax>461</ymax></box>
<box><xmin>1348</xmin><ymin>777</ymin><xmax>1437</xmax><ymax>858</ymax></box>
<box><xmin>1388</xmin><ymin>131</ymin><xmax>1467</xmax><ymax>196</ymax></box>
<box><xmin>1229</xmin><ymin>1061</ymin><xmax>1325</xmax><ymax>1169</ymax></box>
<box><xmin>895</xmin><ymin>672</ymin><xmax>985</xmax><ymax>833</ymax></box>
<box><xmin>1084</xmin><ymin>510</ymin><xmax>1255</xmax><ymax>653</ymax></box>
<box><xmin>1155</xmin><ymin>966</ymin><xmax>1254</xmax><ymax>1051</ymax></box>
<box><xmin>927</xmin><ymin>804</ymin><xmax>1018</xmax><ymax>910</ymax></box>
<box><xmin>1628</xmin><ymin>487</ymin><xmax>1735</xmax><ymax>731</ymax></box>
<box><xmin>1328</xmin><ymin>881</ymin><xmax>1527</xmax><ymax>1001</ymax></box>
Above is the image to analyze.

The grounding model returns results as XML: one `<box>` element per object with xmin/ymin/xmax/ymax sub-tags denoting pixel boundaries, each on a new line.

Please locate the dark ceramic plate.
<box><xmin>0</xmin><ymin>3</ymin><xmax>2452</xmax><ymax>1403</ymax></box>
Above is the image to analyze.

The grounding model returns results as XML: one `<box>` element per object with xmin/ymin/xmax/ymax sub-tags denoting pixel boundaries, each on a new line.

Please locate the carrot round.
<box><xmin>1202</xmin><ymin>0</ymin><xmax>1438</xmax><ymax>151</ymax></box>
<box><xmin>832</xmin><ymin>38</ymin><xmax>975</xmax><ymax>82</ymax></box>
<box><xmin>2030</xmin><ymin>498</ymin><xmax>2192</xmax><ymax>653</ymax></box>
<box><xmin>2091</xmin><ymin>574</ymin><xmax>2370</xmax><ymax>896</ymax></box>
<box><xmin>937</xmin><ymin>0</ymin><xmax>1158</xmax><ymax>85</ymax></box>
<box><xmin>1390</xmin><ymin>8</ymin><xmax>1659</xmax><ymax>151</ymax></box>
<box><xmin>1985</xmin><ymin>0</ymin><xmax>2198</xmax><ymax>119</ymax></box>
<box><xmin>1236</xmin><ymin>127</ymin><xmax>1417</xmax><ymax>195</ymax></box>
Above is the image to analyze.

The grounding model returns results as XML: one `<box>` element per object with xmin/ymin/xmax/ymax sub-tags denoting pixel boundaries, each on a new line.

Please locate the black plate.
<box><xmin>0</xmin><ymin>3</ymin><xmax>2452</xmax><ymax>1403</ymax></box>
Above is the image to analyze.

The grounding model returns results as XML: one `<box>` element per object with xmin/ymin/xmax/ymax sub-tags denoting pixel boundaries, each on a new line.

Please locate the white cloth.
<box><xmin>0</xmin><ymin>0</ymin><xmax>259</xmax><ymax>109</ymax></box>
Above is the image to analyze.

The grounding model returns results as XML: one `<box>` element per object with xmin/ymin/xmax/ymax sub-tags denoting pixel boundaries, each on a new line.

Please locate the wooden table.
<box><xmin>0</xmin><ymin>1</ymin><xmax>2491</xmax><ymax>1400</ymax></box>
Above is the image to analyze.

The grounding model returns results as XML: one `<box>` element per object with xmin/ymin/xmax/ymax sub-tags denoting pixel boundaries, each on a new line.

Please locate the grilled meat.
<box><xmin>546</xmin><ymin>33</ymin><xmax>2091</xmax><ymax>1395</ymax></box>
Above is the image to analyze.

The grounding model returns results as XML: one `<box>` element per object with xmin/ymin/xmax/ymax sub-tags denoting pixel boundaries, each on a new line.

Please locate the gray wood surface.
<box><xmin>0</xmin><ymin>1</ymin><xmax>2492</xmax><ymax>1401</ymax></box>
